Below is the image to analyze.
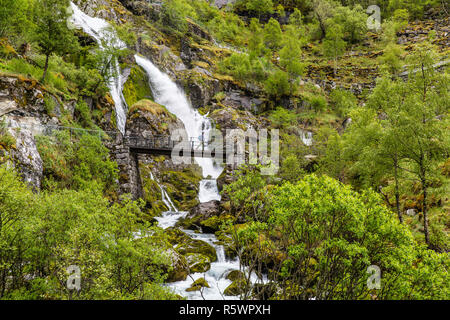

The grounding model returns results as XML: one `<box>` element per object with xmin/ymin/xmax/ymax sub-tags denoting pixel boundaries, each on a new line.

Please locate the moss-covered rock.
<box><xmin>226</xmin><ymin>270</ymin><xmax>245</xmax><ymax>282</ymax></box>
<box><xmin>165</xmin><ymin>227</ymin><xmax>218</xmax><ymax>273</ymax></box>
<box><xmin>185</xmin><ymin>253</ymin><xmax>212</xmax><ymax>273</ymax></box>
<box><xmin>127</xmin><ymin>99</ymin><xmax>180</xmax><ymax>136</ymax></box>
<box><xmin>161</xmin><ymin>168</ymin><xmax>202</xmax><ymax>211</ymax></box>
<box><xmin>166</xmin><ymin>249</ymin><xmax>189</xmax><ymax>283</ymax></box>
<box><xmin>123</xmin><ymin>65</ymin><xmax>153</xmax><ymax>107</ymax></box>
<box><xmin>224</xmin><ymin>278</ymin><xmax>248</xmax><ymax>296</ymax></box>
<box><xmin>186</xmin><ymin>277</ymin><xmax>210</xmax><ymax>292</ymax></box>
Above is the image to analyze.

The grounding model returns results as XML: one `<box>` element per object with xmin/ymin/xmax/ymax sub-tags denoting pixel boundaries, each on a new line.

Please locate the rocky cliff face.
<box><xmin>6</xmin><ymin>124</ymin><xmax>43</xmax><ymax>191</ymax></box>
<box><xmin>0</xmin><ymin>76</ymin><xmax>66</xmax><ymax>190</ymax></box>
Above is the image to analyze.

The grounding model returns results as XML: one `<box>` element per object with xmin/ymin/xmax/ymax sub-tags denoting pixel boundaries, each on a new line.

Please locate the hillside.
<box><xmin>0</xmin><ymin>0</ymin><xmax>448</xmax><ymax>300</ymax></box>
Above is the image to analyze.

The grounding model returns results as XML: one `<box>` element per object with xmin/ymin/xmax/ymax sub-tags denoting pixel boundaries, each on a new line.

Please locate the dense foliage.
<box><xmin>0</xmin><ymin>0</ymin><xmax>448</xmax><ymax>301</ymax></box>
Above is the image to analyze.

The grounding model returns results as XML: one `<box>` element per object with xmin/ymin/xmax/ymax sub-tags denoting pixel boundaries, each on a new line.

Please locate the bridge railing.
<box><xmin>125</xmin><ymin>135</ymin><xmax>212</xmax><ymax>151</ymax></box>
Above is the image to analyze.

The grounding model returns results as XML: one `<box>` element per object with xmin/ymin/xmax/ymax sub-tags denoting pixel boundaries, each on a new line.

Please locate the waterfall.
<box><xmin>134</xmin><ymin>55</ymin><xmax>223</xmax><ymax>203</ymax></box>
<box><xmin>134</xmin><ymin>55</ymin><xmax>260</xmax><ymax>300</ymax></box>
<box><xmin>149</xmin><ymin>172</ymin><xmax>178</xmax><ymax>212</ymax></box>
<box><xmin>300</xmin><ymin>129</ymin><xmax>313</xmax><ymax>146</ymax></box>
<box><xmin>70</xmin><ymin>2</ymin><xmax>127</xmax><ymax>135</ymax></box>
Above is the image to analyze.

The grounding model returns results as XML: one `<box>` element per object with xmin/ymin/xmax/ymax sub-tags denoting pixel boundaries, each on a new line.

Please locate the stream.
<box><xmin>69</xmin><ymin>2</ymin><xmax>263</xmax><ymax>300</ymax></box>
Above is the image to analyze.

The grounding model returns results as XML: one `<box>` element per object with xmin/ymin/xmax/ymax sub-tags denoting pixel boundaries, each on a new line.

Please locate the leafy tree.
<box><xmin>263</xmin><ymin>18</ymin><xmax>283</xmax><ymax>51</ymax></box>
<box><xmin>0</xmin><ymin>0</ymin><xmax>27</xmax><ymax>37</ymax></box>
<box><xmin>331</xmin><ymin>4</ymin><xmax>368</xmax><ymax>43</ymax></box>
<box><xmin>0</xmin><ymin>166</ymin><xmax>177</xmax><ymax>300</ymax></box>
<box><xmin>264</xmin><ymin>70</ymin><xmax>291</xmax><ymax>97</ymax></box>
<box><xmin>222</xmin><ymin>165</ymin><xmax>269</xmax><ymax>221</ymax></box>
<box><xmin>33</xmin><ymin>0</ymin><xmax>79</xmax><ymax>82</ymax></box>
<box><xmin>161</xmin><ymin>0</ymin><xmax>196</xmax><ymax>33</ymax></box>
<box><xmin>289</xmin><ymin>8</ymin><xmax>303</xmax><ymax>27</ymax></box>
<box><xmin>311</xmin><ymin>0</ymin><xmax>337</xmax><ymax>40</ymax></box>
<box><xmin>345</xmin><ymin>43</ymin><xmax>449</xmax><ymax>245</ymax></box>
<box><xmin>235</xmin><ymin>174</ymin><xmax>427</xmax><ymax>299</ymax></box>
<box><xmin>378</xmin><ymin>43</ymin><xmax>404</xmax><ymax>76</ymax></box>
<box><xmin>269</xmin><ymin>107</ymin><xmax>298</xmax><ymax>129</ymax></box>
<box><xmin>279</xmin><ymin>38</ymin><xmax>305</xmax><ymax>78</ymax></box>
<box><xmin>322</xmin><ymin>24</ymin><xmax>346</xmax><ymax>76</ymax></box>
<box><xmin>248</xmin><ymin>18</ymin><xmax>266</xmax><ymax>57</ymax></box>
<box><xmin>329</xmin><ymin>88</ymin><xmax>357</xmax><ymax>117</ymax></box>
<box><xmin>245</xmin><ymin>0</ymin><xmax>274</xmax><ymax>19</ymax></box>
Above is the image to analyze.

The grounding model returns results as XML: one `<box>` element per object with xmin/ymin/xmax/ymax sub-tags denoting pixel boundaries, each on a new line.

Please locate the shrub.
<box><xmin>308</xmin><ymin>93</ymin><xmax>328</xmax><ymax>112</ymax></box>
<box><xmin>330</xmin><ymin>88</ymin><xmax>357</xmax><ymax>117</ymax></box>
<box><xmin>264</xmin><ymin>70</ymin><xmax>290</xmax><ymax>97</ymax></box>
<box><xmin>269</xmin><ymin>107</ymin><xmax>297</xmax><ymax>128</ymax></box>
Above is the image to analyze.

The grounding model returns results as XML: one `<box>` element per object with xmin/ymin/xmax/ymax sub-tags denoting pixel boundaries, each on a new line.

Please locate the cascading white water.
<box><xmin>68</xmin><ymin>4</ymin><xmax>261</xmax><ymax>299</ymax></box>
<box><xmin>149</xmin><ymin>172</ymin><xmax>178</xmax><ymax>212</ymax></box>
<box><xmin>134</xmin><ymin>55</ymin><xmax>267</xmax><ymax>300</ymax></box>
<box><xmin>134</xmin><ymin>55</ymin><xmax>223</xmax><ymax>203</ymax></box>
<box><xmin>300</xmin><ymin>129</ymin><xmax>313</xmax><ymax>146</ymax></box>
<box><xmin>70</xmin><ymin>2</ymin><xmax>127</xmax><ymax>134</ymax></box>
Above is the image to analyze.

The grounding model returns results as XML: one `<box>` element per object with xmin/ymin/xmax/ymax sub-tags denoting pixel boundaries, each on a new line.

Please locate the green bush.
<box><xmin>308</xmin><ymin>93</ymin><xmax>328</xmax><ymax>112</ymax></box>
<box><xmin>36</xmin><ymin>131</ymin><xmax>117</xmax><ymax>193</ymax></box>
<box><xmin>264</xmin><ymin>70</ymin><xmax>290</xmax><ymax>97</ymax></box>
<box><xmin>0</xmin><ymin>166</ymin><xmax>178</xmax><ymax>300</ymax></box>
<box><xmin>330</xmin><ymin>88</ymin><xmax>357</xmax><ymax>117</ymax></box>
<box><xmin>269</xmin><ymin>107</ymin><xmax>297</xmax><ymax>128</ymax></box>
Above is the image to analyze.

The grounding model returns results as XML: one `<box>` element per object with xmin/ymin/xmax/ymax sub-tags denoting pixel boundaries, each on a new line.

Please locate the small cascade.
<box><xmin>70</xmin><ymin>2</ymin><xmax>127</xmax><ymax>135</ymax></box>
<box><xmin>198</xmin><ymin>179</ymin><xmax>221</xmax><ymax>203</ymax></box>
<box><xmin>149</xmin><ymin>172</ymin><xmax>178</xmax><ymax>212</ymax></box>
<box><xmin>300</xmin><ymin>129</ymin><xmax>313</xmax><ymax>146</ymax></box>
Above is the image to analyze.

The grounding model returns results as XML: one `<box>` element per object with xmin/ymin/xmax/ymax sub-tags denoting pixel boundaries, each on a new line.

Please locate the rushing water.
<box><xmin>136</xmin><ymin>56</ymin><xmax>268</xmax><ymax>299</ymax></box>
<box><xmin>299</xmin><ymin>129</ymin><xmax>313</xmax><ymax>146</ymax></box>
<box><xmin>134</xmin><ymin>55</ymin><xmax>223</xmax><ymax>203</ymax></box>
<box><xmin>69</xmin><ymin>4</ymin><xmax>260</xmax><ymax>299</ymax></box>
<box><xmin>70</xmin><ymin>2</ymin><xmax>128</xmax><ymax>135</ymax></box>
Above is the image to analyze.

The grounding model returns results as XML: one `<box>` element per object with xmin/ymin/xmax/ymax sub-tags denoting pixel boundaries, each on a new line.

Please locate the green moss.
<box><xmin>224</xmin><ymin>278</ymin><xmax>248</xmax><ymax>296</ymax></box>
<box><xmin>226</xmin><ymin>270</ymin><xmax>245</xmax><ymax>282</ymax></box>
<box><xmin>186</xmin><ymin>277</ymin><xmax>210</xmax><ymax>292</ymax></box>
<box><xmin>200</xmin><ymin>215</ymin><xmax>235</xmax><ymax>233</ymax></box>
<box><xmin>129</xmin><ymin>99</ymin><xmax>172</xmax><ymax>117</ymax></box>
<box><xmin>185</xmin><ymin>253</ymin><xmax>212</xmax><ymax>273</ymax></box>
<box><xmin>140</xmin><ymin>164</ymin><xmax>168</xmax><ymax>219</ymax></box>
<box><xmin>161</xmin><ymin>168</ymin><xmax>202</xmax><ymax>211</ymax></box>
<box><xmin>167</xmin><ymin>228</ymin><xmax>217</xmax><ymax>263</ymax></box>
<box><xmin>123</xmin><ymin>65</ymin><xmax>153</xmax><ymax>107</ymax></box>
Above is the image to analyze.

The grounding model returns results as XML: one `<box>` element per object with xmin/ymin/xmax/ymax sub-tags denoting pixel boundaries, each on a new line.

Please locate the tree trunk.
<box><xmin>316</xmin><ymin>13</ymin><xmax>326</xmax><ymax>40</ymax></box>
<box><xmin>394</xmin><ymin>155</ymin><xmax>402</xmax><ymax>223</ymax></box>
<box><xmin>41</xmin><ymin>54</ymin><xmax>50</xmax><ymax>83</ymax></box>
<box><xmin>422</xmin><ymin>177</ymin><xmax>430</xmax><ymax>246</ymax></box>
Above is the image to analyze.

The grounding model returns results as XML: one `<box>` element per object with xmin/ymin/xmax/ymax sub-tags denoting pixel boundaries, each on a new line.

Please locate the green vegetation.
<box><xmin>0</xmin><ymin>0</ymin><xmax>448</xmax><ymax>301</ymax></box>
<box><xmin>0</xmin><ymin>166</ymin><xmax>179</xmax><ymax>300</ymax></box>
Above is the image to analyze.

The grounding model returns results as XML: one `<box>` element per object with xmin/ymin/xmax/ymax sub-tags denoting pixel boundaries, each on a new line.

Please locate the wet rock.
<box><xmin>166</xmin><ymin>227</ymin><xmax>218</xmax><ymax>273</ymax></box>
<box><xmin>226</xmin><ymin>270</ymin><xmax>245</xmax><ymax>282</ymax></box>
<box><xmin>166</xmin><ymin>249</ymin><xmax>189</xmax><ymax>283</ymax></box>
<box><xmin>186</xmin><ymin>277</ymin><xmax>210</xmax><ymax>292</ymax></box>
<box><xmin>224</xmin><ymin>278</ymin><xmax>248</xmax><ymax>296</ymax></box>
<box><xmin>185</xmin><ymin>253</ymin><xmax>212</xmax><ymax>273</ymax></box>
<box><xmin>179</xmin><ymin>200</ymin><xmax>236</xmax><ymax>233</ymax></box>
<box><xmin>7</xmin><ymin>126</ymin><xmax>43</xmax><ymax>191</ymax></box>
<box><xmin>190</xmin><ymin>200</ymin><xmax>221</xmax><ymax>218</ymax></box>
